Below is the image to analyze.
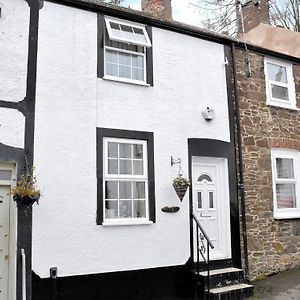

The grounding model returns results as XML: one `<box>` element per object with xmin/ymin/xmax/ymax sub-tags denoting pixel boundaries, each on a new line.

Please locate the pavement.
<box><xmin>249</xmin><ymin>268</ymin><xmax>300</xmax><ymax>300</ymax></box>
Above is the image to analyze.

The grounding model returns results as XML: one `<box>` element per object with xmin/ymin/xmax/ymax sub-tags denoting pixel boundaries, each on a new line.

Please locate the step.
<box><xmin>209</xmin><ymin>283</ymin><xmax>254</xmax><ymax>300</ymax></box>
<box><xmin>193</xmin><ymin>267</ymin><xmax>244</xmax><ymax>289</ymax></box>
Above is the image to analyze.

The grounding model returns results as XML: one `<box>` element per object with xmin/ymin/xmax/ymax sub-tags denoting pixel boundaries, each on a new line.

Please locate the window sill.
<box><xmin>102</xmin><ymin>220</ymin><xmax>153</xmax><ymax>227</ymax></box>
<box><xmin>103</xmin><ymin>75</ymin><xmax>150</xmax><ymax>87</ymax></box>
<box><xmin>266</xmin><ymin>102</ymin><xmax>300</xmax><ymax>111</ymax></box>
<box><xmin>274</xmin><ymin>212</ymin><xmax>300</xmax><ymax>220</ymax></box>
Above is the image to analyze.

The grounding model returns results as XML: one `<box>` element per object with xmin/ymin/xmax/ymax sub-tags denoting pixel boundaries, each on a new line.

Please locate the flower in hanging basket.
<box><xmin>172</xmin><ymin>176</ymin><xmax>191</xmax><ymax>201</ymax></box>
<box><xmin>12</xmin><ymin>167</ymin><xmax>41</xmax><ymax>206</ymax></box>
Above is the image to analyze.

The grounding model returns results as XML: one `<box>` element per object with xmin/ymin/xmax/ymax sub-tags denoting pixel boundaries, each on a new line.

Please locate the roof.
<box><xmin>48</xmin><ymin>0</ymin><xmax>300</xmax><ymax>63</ymax></box>
<box><xmin>243</xmin><ymin>23</ymin><xmax>300</xmax><ymax>59</ymax></box>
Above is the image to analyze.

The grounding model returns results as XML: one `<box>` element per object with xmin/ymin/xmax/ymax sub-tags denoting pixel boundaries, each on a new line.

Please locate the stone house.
<box><xmin>236</xmin><ymin>1</ymin><xmax>300</xmax><ymax>279</ymax></box>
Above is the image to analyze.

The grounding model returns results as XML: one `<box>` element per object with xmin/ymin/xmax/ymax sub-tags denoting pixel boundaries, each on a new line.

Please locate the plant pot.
<box><xmin>13</xmin><ymin>194</ymin><xmax>40</xmax><ymax>206</ymax></box>
<box><xmin>173</xmin><ymin>184</ymin><xmax>189</xmax><ymax>201</ymax></box>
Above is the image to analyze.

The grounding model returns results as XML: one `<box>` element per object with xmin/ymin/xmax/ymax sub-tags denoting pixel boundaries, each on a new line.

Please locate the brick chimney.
<box><xmin>241</xmin><ymin>0</ymin><xmax>270</xmax><ymax>33</ymax></box>
<box><xmin>141</xmin><ymin>0</ymin><xmax>172</xmax><ymax>20</ymax></box>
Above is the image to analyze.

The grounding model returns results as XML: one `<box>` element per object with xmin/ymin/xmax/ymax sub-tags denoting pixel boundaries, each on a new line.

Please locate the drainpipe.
<box><xmin>231</xmin><ymin>42</ymin><xmax>249</xmax><ymax>279</ymax></box>
<box><xmin>21</xmin><ymin>249</ymin><xmax>26</xmax><ymax>300</ymax></box>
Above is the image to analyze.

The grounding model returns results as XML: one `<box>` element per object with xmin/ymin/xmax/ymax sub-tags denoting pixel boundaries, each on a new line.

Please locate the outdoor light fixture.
<box><xmin>202</xmin><ymin>107</ymin><xmax>215</xmax><ymax>121</ymax></box>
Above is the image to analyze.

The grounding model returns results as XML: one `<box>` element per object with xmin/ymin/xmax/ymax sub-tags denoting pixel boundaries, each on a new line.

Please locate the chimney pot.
<box><xmin>141</xmin><ymin>0</ymin><xmax>172</xmax><ymax>20</ymax></box>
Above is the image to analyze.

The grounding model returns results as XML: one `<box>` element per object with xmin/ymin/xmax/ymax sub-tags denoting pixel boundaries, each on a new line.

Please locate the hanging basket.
<box><xmin>13</xmin><ymin>194</ymin><xmax>40</xmax><ymax>206</ymax></box>
<box><xmin>173</xmin><ymin>184</ymin><xmax>189</xmax><ymax>201</ymax></box>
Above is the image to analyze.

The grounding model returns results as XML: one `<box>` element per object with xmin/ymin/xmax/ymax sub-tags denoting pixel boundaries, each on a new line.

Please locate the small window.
<box><xmin>103</xmin><ymin>17</ymin><xmax>152</xmax><ymax>85</ymax></box>
<box><xmin>271</xmin><ymin>149</ymin><xmax>300</xmax><ymax>219</ymax></box>
<box><xmin>97</xmin><ymin>128</ymin><xmax>155</xmax><ymax>225</ymax></box>
<box><xmin>264</xmin><ymin>58</ymin><xmax>296</xmax><ymax>109</ymax></box>
<box><xmin>198</xmin><ymin>174</ymin><xmax>212</xmax><ymax>182</ymax></box>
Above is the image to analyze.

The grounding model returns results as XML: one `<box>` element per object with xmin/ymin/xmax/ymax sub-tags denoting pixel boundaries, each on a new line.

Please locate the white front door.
<box><xmin>0</xmin><ymin>164</ymin><xmax>16</xmax><ymax>300</ymax></box>
<box><xmin>192</xmin><ymin>157</ymin><xmax>231</xmax><ymax>260</ymax></box>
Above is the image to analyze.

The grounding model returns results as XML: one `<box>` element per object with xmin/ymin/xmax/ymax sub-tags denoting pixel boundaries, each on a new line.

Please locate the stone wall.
<box><xmin>236</xmin><ymin>49</ymin><xmax>300</xmax><ymax>279</ymax></box>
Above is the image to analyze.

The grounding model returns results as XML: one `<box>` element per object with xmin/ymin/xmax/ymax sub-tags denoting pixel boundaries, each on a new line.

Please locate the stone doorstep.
<box><xmin>198</xmin><ymin>267</ymin><xmax>243</xmax><ymax>277</ymax></box>
<box><xmin>209</xmin><ymin>283</ymin><xmax>254</xmax><ymax>294</ymax></box>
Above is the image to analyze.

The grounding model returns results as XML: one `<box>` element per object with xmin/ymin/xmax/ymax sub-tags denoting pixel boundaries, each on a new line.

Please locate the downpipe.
<box><xmin>231</xmin><ymin>42</ymin><xmax>249</xmax><ymax>279</ymax></box>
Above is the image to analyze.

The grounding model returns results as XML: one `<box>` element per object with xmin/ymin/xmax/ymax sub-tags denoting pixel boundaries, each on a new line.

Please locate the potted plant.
<box><xmin>12</xmin><ymin>167</ymin><xmax>40</xmax><ymax>206</ymax></box>
<box><xmin>172</xmin><ymin>175</ymin><xmax>190</xmax><ymax>201</ymax></box>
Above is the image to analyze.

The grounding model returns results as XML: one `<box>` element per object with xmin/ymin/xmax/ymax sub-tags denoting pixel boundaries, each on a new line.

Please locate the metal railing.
<box><xmin>191</xmin><ymin>212</ymin><xmax>214</xmax><ymax>298</ymax></box>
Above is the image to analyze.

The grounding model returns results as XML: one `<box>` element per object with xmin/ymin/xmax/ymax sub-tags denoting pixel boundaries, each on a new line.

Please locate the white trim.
<box><xmin>271</xmin><ymin>149</ymin><xmax>300</xmax><ymax>219</ymax></box>
<box><xmin>104</xmin><ymin>16</ymin><xmax>152</xmax><ymax>47</ymax></box>
<box><xmin>102</xmin><ymin>220</ymin><xmax>153</xmax><ymax>227</ymax></box>
<box><xmin>264</xmin><ymin>57</ymin><xmax>296</xmax><ymax>109</ymax></box>
<box><xmin>0</xmin><ymin>162</ymin><xmax>17</xmax><ymax>300</ymax></box>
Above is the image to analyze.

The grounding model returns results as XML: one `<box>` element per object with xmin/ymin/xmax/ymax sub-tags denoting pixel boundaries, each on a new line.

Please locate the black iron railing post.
<box><xmin>207</xmin><ymin>241</ymin><xmax>210</xmax><ymax>298</ymax></box>
<box><xmin>196</xmin><ymin>225</ymin><xmax>199</xmax><ymax>275</ymax></box>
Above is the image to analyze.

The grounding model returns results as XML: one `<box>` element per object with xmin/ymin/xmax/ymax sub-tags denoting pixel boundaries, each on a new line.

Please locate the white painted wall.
<box><xmin>33</xmin><ymin>2</ymin><xmax>230</xmax><ymax>278</ymax></box>
<box><xmin>0</xmin><ymin>108</ymin><xmax>24</xmax><ymax>148</ymax></box>
<box><xmin>0</xmin><ymin>0</ymin><xmax>29</xmax><ymax>102</ymax></box>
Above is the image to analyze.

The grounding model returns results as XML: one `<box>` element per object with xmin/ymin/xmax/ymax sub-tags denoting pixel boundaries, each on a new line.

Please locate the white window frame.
<box><xmin>264</xmin><ymin>57</ymin><xmax>296</xmax><ymax>110</ymax></box>
<box><xmin>105</xmin><ymin>17</ymin><xmax>152</xmax><ymax>47</ymax></box>
<box><xmin>103</xmin><ymin>137</ymin><xmax>151</xmax><ymax>226</ymax></box>
<box><xmin>103</xmin><ymin>17</ymin><xmax>151</xmax><ymax>85</ymax></box>
<box><xmin>271</xmin><ymin>149</ymin><xmax>300</xmax><ymax>219</ymax></box>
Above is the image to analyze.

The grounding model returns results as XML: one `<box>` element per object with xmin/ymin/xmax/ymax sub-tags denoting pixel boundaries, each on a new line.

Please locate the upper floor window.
<box><xmin>103</xmin><ymin>17</ymin><xmax>152</xmax><ymax>85</ymax></box>
<box><xmin>271</xmin><ymin>149</ymin><xmax>300</xmax><ymax>219</ymax></box>
<box><xmin>264</xmin><ymin>57</ymin><xmax>296</xmax><ymax>109</ymax></box>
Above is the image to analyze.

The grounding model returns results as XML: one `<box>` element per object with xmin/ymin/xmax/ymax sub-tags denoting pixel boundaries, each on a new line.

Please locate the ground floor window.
<box><xmin>271</xmin><ymin>149</ymin><xmax>300</xmax><ymax>219</ymax></box>
<box><xmin>97</xmin><ymin>128</ymin><xmax>155</xmax><ymax>225</ymax></box>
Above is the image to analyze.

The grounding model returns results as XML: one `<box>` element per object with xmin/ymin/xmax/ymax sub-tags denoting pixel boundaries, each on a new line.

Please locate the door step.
<box><xmin>192</xmin><ymin>267</ymin><xmax>254</xmax><ymax>299</ymax></box>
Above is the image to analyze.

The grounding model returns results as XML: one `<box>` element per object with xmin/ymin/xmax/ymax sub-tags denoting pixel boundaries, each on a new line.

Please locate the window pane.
<box><xmin>132</xmin><ymin>55</ymin><xmax>143</xmax><ymax>68</ymax></box>
<box><xmin>106</xmin><ymin>62</ymin><xmax>118</xmax><ymax>77</ymax></box>
<box><xmin>110</xmin><ymin>22</ymin><xmax>120</xmax><ymax>30</ymax></box>
<box><xmin>105</xmin><ymin>200</ymin><xmax>118</xmax><ymax>219</ymax></box>
<box><xmin>119</xmin><ymin>181</ymin><xmax>131</xmax><ymax>199</ymax></box>
<box><xmin>0</xmin><ymin>170</ymin><xmax>11</xmax><ymax>181</ymax></box>
<box><xmin>198</xmin><ymin>192</ymin><xmax>202</xmax><ymax>209</ymax></box>
<box><xmin>133</xmin><ymin>161</ymin><xmax>143</xmax><ymax>175</ymax></box>
<box><xmin>105</xmin><ymin>181</ymin><xmax>118</xmax><ymax>199</ymax></box>
<box><xmin>119</xmin><ymin>200</ymin><xmax>133</xmax><ymax>218</ymax></box>
<box><xmin>276</xmin><ymin>183</ymin><xmax>296</xmax><ymax>209</ymax></box>
<box><xmin>119</xmin><ymin>52</ymin><xmax>131</xmax><ymax>66</ymax></box>
<box><xmin>108</xmin><ymin>142</ymin><xmax>118</xmax><ymax>158</ymax></box>
<box><xmin>132</xmin><ymin>68</ymin><xmax>144</xmax><ymax>81</ymax></box>
<box><xmin>108</xmin><ymin>159</ymin><xmax>118</xmax><ymax>174</ymax></box>
<box><xmin>133</xmin><ymin>144</ymin><xmax>143</xmax><ymax>159</ymax></box>
<box><xmin>106</xmin><ymin>50</ymin><xmax>118</xmax><ymax>64</ymax></box>
<box><xmin>133</xmin><ymin>182</ymin><xmax>145</xmax><ymax>199</ymax></box>
<box><xmin>209</xmin><ymin>192</ymin><xmax>214</xmax><ymax>209</ymax></box>
<box><xmin>120</xmin><ymin>160</ymin><xmax>132</xmax><ymax>175</ymax></box>
<box><xmin>119</xmin><ymin>65</ymin><xmax>131</xmax><ymax>79</ymax></box>
<box><xmin>267</xmin><ymin>63</ymin><xmax>287</xmax><ymax>83</ymax></box>
<box><xmin>133</xmin><ymin>200</ymin><xmax>146</xmax><ymax>218</ymax></box>
<box><xmin>198</xmin><ymin>174</ymin><xmax>212</xmax><ymax>182</ymax></box>
<box><xmin>119</xmin><ymin>143</ymin><xmax>131</xmax><ymax>158</ymax></box>
<box><xmin>276</xmin><ymin>158</ymin><xmax>294</xmax><ymax>179</ymax></box>
<box><xmin>271</xmin><ymin>85</ymin><xmax>289</xmax><ymax>101</ymax></box>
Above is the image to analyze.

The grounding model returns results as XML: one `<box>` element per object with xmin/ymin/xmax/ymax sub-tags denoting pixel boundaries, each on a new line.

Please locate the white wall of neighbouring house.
<box><xmin>33</xmin><ymin>1</ymin><xmax>230</xmax><ymax>278</ymax></box>
<box><xmin>0</xmin><ymin>0</ymin><xmax>28</xmax><ymax>148</ymax></box>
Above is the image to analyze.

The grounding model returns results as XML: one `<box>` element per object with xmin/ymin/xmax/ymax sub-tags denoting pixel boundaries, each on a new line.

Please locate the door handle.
<box><xmin>200</xmin><ymin>213</ymin><xmax>212</xmax><ymax>217</ymax></box>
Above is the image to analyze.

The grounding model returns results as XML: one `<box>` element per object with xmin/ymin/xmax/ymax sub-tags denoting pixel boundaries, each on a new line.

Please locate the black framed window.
<box><xmin>97</xmin><ymin>128</ymin><xmax>155</xmax><ymax>225</ymax></box>
<box><xmin>97</xmin><ymin>14</ymin><xmax>153</xmax><ymax>86</ymax></box>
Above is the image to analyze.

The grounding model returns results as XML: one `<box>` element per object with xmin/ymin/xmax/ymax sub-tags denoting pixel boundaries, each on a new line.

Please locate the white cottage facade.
<box><xmin>0</xmin><ymin>1</ymin><xmax>247</xmax><ymax>299</ymax></box>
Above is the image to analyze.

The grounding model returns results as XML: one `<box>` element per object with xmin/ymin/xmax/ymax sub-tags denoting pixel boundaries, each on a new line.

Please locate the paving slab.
<box><xmin>249</xmin><ymin>268</ymin><xmax>300</xmax><ymax>300</ymax></box>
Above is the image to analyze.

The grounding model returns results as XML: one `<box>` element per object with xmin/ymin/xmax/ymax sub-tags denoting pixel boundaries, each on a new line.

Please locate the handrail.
<box><xmin>191</xmin><ymin>212</ymin><xmax>214</xmax><ymax>299</ymax></box>
<box><xmin>192</xmin><ymin>212</ymin><xmax>214</xmax><ymax>249</ymax></box>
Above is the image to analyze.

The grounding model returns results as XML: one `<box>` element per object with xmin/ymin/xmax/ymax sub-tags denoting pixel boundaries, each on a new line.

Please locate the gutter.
<box><xmin>231</xmin><ymin>42</ymin><xmax>249</xmax><ymax>279</ymax></box>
